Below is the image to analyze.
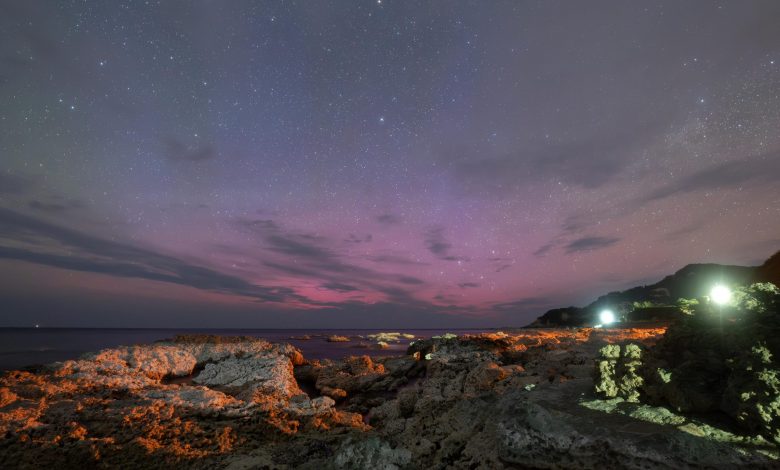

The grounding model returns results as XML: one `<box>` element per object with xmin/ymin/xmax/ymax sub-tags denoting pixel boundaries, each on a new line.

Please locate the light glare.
<box><xmin>710</xmin><ymin>285</ymin><xmax>732</xmax><ymax>305</ymax></box>
<box><xmin>599</xmin><ymin>309</ymin><xmax>615</xmax><ymax>325</ymax></box>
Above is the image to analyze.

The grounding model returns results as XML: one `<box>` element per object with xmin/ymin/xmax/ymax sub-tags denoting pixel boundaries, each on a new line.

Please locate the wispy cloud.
<box><xmin>640</xmin><ymin>152</ymin><xmax>780</xmax><ymax>203</ymax></box>
<box><xmin>0</xmin><ymin>172</ymin><xmax>35</xmax><ymax>195</ymax></box>
<box><xmin>375</xmin><ymin>213</ymin><xmax>401</xmax><ymax>225</ymax></box>
<box><xmin>449</xmin><ymin>119</ymin><xmax>666</xmax><ymax>192</ymax></box>
<box><xmin>234</xmin><ymin>217</ymin><xmax>430</xmax><ymax>306</ymax></box>
<box><xmin>564</xmin><ymin>236</ymin><xmax>620</xmax><ymax>254</ymax></box>
<box><xmin>458</xmin><ymin>282</ymin><xmax>480</xmax><ymax>289</ymax></box>
<box><xmin>0</xmin><ymin>208</ymin><xmax>307</xmax><ymax>303</ymax></box>
<box><xmin>424</xmin><ymin>227</ymin><xmax>463</xmax><ymax>261</ymax></box>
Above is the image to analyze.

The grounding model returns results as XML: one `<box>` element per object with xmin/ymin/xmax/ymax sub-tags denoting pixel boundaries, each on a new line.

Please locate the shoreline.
<box><xmin>1</xmin><ymin>328</ymin><xmax>777</xmax><ymax>469</ymax></box>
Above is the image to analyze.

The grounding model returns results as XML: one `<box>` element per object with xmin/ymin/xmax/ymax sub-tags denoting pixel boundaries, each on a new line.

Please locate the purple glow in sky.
<box><xmin>1</xmin><ymin>1</ymin><xmax>779</xmax><ymax>327</ymax></box>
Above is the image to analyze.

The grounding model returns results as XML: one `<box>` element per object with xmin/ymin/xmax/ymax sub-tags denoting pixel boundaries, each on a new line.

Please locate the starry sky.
<box><xmin>1</xmin><ymin>1</ymin><xmax>779</xmax><ymax>328</ymax></box>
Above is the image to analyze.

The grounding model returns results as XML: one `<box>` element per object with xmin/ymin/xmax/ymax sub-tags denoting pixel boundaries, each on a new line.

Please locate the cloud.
<box><xmin>235</xmin><ymin>217</ymin><xmax>430</xmax><ymax>304</ymax></box>
<box><xmin>163</xmin><ymin>137</ymin><xmax>216</xmax><ymax>162</ymax></box>
<box><xmin>424</xmin><ymin>227</ymin><xmax>462</xmax><ymax>261</ymax></box>
<box><xmin>265</xmin><ymin>232</ymin><xmax>333</xmax><ymax>262</ymax></box>
<box><xmin>533</xmin><ymin>242</ymin><xmax>556</xmax><ymax>257</ymax></box>
<box><xmin>28</xmin><ymin>201</ymin><xmax>68</xmax><ymax>213</ymax></box>
<box><xmin>344</xmin><ymin>233</ymin><xmax>372</xmax><ymax>244</ymax></box>
<box><xmin>449</xmin><ymin>119</ymin><xmax>665</xmax><ymax>192</ymax></box>
<box><xmin>0</xmin><ymin>172</ymin><xmax>34</xmax><ymax>195</ymax></box>
<box><xmin>564</xmin><ymin>236</ymin><xmax>620</xmax><ymax>254</ymax></box>
<box><xmin>366</xmin><ymin>254</ymin><xmax>428</xmax><ymax>266</ymax></box>
<box><xmin>398</xmin><ymin>275</ymin><xmax>425</xmax><ymax>285</ymax></box>
<box><xmin>320</xmin><ymin>282</ymin><xmax>359</xmax><ymax>293</ymax></box>
<box><xmin>458</xmin><ymin>282</ymin><xmax>480</xmax><ymax>289</ymax></box>
<box><xmin>0</xmin><ymin>207</ymin><xmax>307</xmax><ymax>303</ymax></box>
<box><xmin>28</xmin><ymin>199</ymin><xmax>83</xmax><ymax>214</ymax></box>
<box><xmin>375</xmin><ymin>213</ymin><xmax>401</xmax><ymax>225</ymax></box>
<box><xmin>640</xmin><ymin>152</ymin><xmax>780</xmax><ymax>203</ymax></box>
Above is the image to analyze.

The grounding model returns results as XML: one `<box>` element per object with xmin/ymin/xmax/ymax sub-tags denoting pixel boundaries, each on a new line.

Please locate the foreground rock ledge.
<box><xmin>0</xmin><ymin>329</ymin><xmax>777</xmax><ymax>469</ymax></box>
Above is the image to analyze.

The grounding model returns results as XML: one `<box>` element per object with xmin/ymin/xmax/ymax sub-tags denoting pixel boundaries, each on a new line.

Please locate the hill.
<box><xmin>525</xmin><ymin>250</ymin><xmax>779</xmax><ymax>328</ymax></box>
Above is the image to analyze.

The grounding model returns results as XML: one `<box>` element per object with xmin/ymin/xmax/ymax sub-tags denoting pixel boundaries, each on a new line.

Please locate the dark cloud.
<box><xmin>0</xmin><ymin>208</ymin><xmax>307</xmax><ymax>303</ymax></box>
<box><xmin>450</xmin><ymin>119</ymin><xmax>665</xmax><ymax>192</ymax></box>
<box><xmin>320</xmin><ymin>282</ymin><xmax>359</xmax><ymax>293</ymax></box>
<box><xmin>28</xmin><ymin>200</ymin><xmax>69</xmax><ymax>213</ymax></box>
<box><xmin>640</xmin><ymin>152</ymin><xmax>780</xmax><ymax>203</ymax></box>
<box><xmin>533</xmin><ymin>242</ymin><xmax>556</xmax><ymax>257</ymax></box>
<box><xmin>344</xmin><ymin>233</ymin><xmax>372</xmax><ymax>244</ymax></box>
<box><xmin>28</xmin><ymin>199</ymin><xmax>83</xmax><ymax>214</ymax></box>
<box><xmin>236</xmin><ymin>217</ymin><xmax>429</xmax><ymax>302</ymax></box>
<box><xmin>424</xmin><ymin>227</ymin><xmax>462</xmax><ymax>261</ymax></box>
<box><xmin>458</xmin><ymin>282</ymin><xmax>480</xmax><ymax>289</ymax></box>
<box><xmin>163</xmin><ymin>137</ymin><xmax>216</xmax><ymax>162</ymax></box>
<box><xmin>565</xmin><ymin>236</ymin><xmax>620</xmax><ymax>254</ymax></box>
<box><xmin>375</xmin><ymin>213</ymin><xmax>401</xmax><ymax>225</ymax></box>
<box><xmin>265</xmin><ymin>233</ymin><xmax>333</xmax><ymax>262</ymax></box>
<box><xmin>366</xmin><ymin>254</ymin><xmax>428</xmax><ymax>266</ymax></box>
<box><xmin>237</xmin><ymin>219</ymin><xmax>279</xmax><ymax>232</ymax></box>
<box><xmin>0</xmin><ymin>172</ymin><xmax>34</xmax><ymax>195</ymax></box>
<box><xmin>398</xmin><ymin>275</ymin><xmax>425</xmax><ymax>285</ymax></box>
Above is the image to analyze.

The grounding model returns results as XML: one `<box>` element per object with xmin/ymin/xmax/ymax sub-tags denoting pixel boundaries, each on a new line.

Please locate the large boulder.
<box><xmin>193</xmin><ymin>353</ymin><xmax>302</xmax><ymax>404</ymax></box>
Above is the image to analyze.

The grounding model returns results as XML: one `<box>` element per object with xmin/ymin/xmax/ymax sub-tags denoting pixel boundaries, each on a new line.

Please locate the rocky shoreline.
<box><xmin>1</xmin><ymin>329</ymin><xmax>777</xmax><ymax>469</ymax></box>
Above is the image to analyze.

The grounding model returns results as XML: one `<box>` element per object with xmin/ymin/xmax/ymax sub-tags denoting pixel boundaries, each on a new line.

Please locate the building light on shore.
<box><xmin>599</xmin><ymin>309</ymin><xmax>616</xmax><ymax>325</ymax></box>
<box><xmin>710</xmin><ymin>284</ymin><xmax>732</xmax><ymax>306</ymax></box>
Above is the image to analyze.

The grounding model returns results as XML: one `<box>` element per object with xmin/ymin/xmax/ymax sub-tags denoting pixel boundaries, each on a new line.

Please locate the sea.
<box><xmin>0</xmin><ymin>328</ymin><xmax>494</xmax><ymax>370</ymax></box>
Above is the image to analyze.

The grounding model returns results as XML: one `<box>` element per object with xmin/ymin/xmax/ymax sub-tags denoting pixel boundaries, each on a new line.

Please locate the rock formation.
<box><xmin>1</xmin><ymin>326</ymin><xmax>777</xmax><ymax>468</ymax></box>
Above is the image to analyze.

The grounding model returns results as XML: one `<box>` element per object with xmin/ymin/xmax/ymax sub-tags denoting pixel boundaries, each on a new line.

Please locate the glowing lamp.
<box><xmin>710</xmin><ymin>285</ymin><xmax>732</xmax><ymax>305</ymax></box>
<box><xmin>599</xmin><ymin>309</ymin><xmax>616</xmax><ymax>325</ymax></box>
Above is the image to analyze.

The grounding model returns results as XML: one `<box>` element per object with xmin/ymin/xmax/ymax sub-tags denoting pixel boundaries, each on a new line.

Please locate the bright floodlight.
<box><xmin>599</xmin><ymin>309</ymin><xmax>616</xmax><ymax>325</ymax></box>
<box><xmin>710</xmin><ymin>284</ymin><xmax>732</xmax><ymax>305</ymax></box>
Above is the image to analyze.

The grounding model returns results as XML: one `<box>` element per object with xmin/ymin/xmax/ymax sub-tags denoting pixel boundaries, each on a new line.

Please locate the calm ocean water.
<box><xmin>0</xmin><ymin>328</ymin><xmax>493</xmax><ymax>370</ymax></box>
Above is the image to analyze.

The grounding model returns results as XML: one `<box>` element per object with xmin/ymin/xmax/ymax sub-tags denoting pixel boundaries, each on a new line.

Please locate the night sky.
<box><xmin>1</xmin><ymin>1</ymin><xmax>779</xmax><ymax>328</ymax></box>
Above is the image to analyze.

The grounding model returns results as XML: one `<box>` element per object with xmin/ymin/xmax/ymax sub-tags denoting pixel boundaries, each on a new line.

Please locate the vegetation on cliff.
<box><xmin>595</xmin><ymin>282</ymin><xmax>780</xmax><ymax>444</ymax></box>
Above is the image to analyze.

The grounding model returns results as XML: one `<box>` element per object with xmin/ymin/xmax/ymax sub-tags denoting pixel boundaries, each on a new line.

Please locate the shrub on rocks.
<box><xmin>594</xmin><ymin>343</ymin><xmax>643</xmax><ymax>402</ymax></box>
<box><xmin>599</xmin><ymin>282</ymin><xmax>780</xmax><ymax>444</ymax></box>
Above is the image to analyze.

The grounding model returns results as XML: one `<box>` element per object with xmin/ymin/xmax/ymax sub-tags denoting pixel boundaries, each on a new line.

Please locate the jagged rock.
<box><xmin>193</xmin><ymin>353</ymin><xmax>302</xmax><ymax>404</ymax></box>
<box><xmin>334</xmin><ymin>437</ymin><xmax>412</xmax><ymax>469</ymax></box>
<box><xmin>174</xmin><ymin>336</ymin><xmax>305</xmax><ymax>366</ymax></box>
<box><xmin>2</xmin><ymin>328</ymin><xmax>778</xmax><ymax>468</ymax></box>
<box><xmin>314</xmin><ymin>356</ymin><xmax>386</xmax><ymax>395</ymax></box>
<box><xmin>144</xmin><ymin>386</ymin><xmax>250</xmax><ymax>417</ymax></box>
<box><xmin>320</xmin><ymin>386</ymin><xmax>348</xmax><ymax>400</ymax></box>
<box><xmin>59</xmin><ymin>344</ymin><xmax>197</xmax><ymax>383</ymax></box>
